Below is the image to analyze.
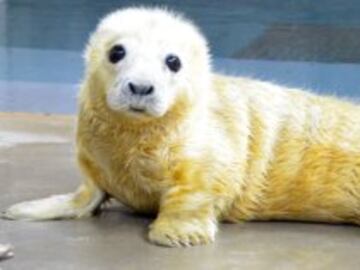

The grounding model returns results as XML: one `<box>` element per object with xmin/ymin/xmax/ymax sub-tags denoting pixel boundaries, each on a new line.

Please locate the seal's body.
<box><xmin>5</xmin><ymin>7</ymin><xmax>360</xmax><ymax>247</ymax></box>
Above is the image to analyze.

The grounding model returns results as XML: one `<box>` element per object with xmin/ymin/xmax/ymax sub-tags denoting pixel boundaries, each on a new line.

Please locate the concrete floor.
<box><xmin>1</xmin><ymin>113</ymin><xmax>360</xmax><ymax>270</ymax></box>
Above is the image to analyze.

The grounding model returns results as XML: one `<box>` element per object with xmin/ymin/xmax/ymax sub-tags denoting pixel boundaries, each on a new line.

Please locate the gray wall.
<box><xmin>1</xmin><ymin>1</ymin><xmax>360</xmax><ymax>114</ymax></box>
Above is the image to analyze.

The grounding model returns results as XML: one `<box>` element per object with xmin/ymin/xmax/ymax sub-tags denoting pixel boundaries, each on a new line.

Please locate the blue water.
<box><xmin>1</xmin><ymin>0</ymin><xmax>360</xmax><ymax>114</ymax></box>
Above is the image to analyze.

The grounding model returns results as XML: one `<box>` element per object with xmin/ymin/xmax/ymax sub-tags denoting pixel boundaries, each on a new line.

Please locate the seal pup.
<box><xmin>4</xmin><ymin>7</ymin><xmax>360</xmax><ymax>247</ymax></box>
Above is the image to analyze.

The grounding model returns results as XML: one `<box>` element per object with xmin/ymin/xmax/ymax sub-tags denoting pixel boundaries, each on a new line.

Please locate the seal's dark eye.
<box><xmin>108</xmin><ymin>45</ymin><xmax>126</xmax><ymax>64</ymax></box>
<box><xmin>165</xmin><ymin>54</ymin><xmax>181</xmax><ymax>72</ymax></box>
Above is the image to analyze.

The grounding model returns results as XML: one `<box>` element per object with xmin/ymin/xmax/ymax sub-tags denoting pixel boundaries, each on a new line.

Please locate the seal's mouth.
<box><xmin>129</xmin><ymin>106</ymin><xmax>146</xmax><ymax>113</ymax></box>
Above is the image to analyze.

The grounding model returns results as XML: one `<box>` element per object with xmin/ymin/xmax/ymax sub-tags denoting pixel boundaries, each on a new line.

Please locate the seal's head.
<box><xmin>83</xmin><ymin>7</ymin><xmax>211</xmax><ymax>120</ymax></box>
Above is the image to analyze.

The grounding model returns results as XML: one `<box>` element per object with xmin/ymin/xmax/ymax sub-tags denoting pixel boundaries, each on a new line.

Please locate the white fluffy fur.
<box><xmin>84</xmin><ymin>7</ymin><xmax>211</xmax><ymax>118</ymax></box>
<box><xmin>3</xmin><ymin>187</ymin><xmax>104</xmax><ymax>220</ymax></box>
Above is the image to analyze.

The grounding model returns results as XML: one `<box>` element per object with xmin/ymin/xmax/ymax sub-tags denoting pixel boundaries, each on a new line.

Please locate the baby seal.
<box><xmin>4</xmin><ymin>7</ymin><xmax>360</xmax><ymax>247</ymax></box>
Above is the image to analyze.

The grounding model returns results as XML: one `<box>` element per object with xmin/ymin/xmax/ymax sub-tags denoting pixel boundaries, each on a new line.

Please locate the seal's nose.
<box><xmin>128</xmin><ymin>82</ymin><xmax>154</xmax><ymax>96</ymax></box>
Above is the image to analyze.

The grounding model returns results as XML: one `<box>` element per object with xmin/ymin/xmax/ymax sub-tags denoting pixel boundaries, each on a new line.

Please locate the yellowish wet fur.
<box><xmin>5</xmin><ymin>7</ymin><xmax>360</xmax><ymax>247</ymax></box>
